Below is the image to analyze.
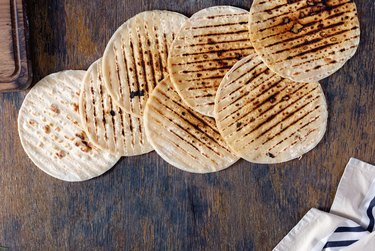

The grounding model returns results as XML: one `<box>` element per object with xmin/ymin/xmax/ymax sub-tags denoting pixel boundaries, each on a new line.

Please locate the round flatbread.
<box><xmin>144</xmin><ymin>76</ymin><xmax>239</xmax><ymax>173</ymax></box>
<box><xmin>249</xmin><ymin>0</ymin><xmax>360</xmax><ymax>82</ymax></box>
<box><xmin>102</xmin><ymin>10</ymin><xmax>188</xmax><ymax>118</ymax></box>
<box><xmin>80</xmin><ymin>59</ymin><xmax>154</xmax><ymax>156</ymax></box>
<box><xmin>214</xmin><ymin>54</ymin><xmax>328</xmax><ymax>164</ymax></box>
<box><xmin>18</xmin><ymin>71</ymin><xmax>120</xmax><ymax>182</ymax></box>
<box><xmin>168</xmin><ymin>6</ymin><xmax>255</xmax><ymax>117</ymax></box>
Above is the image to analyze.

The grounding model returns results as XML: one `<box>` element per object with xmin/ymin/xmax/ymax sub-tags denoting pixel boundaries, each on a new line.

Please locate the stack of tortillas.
<box><xmin>17</xmin><ymin>3</ymin><xmax>360</xmax><ymax>181</ymax></box>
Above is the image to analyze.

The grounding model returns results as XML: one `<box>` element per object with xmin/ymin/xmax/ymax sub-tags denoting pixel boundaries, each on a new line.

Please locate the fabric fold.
<box><xmin>330</xmin><ymin>158</ymin><xmax>375</xmax><ymax>232</ymax></box>
<box><xmin>274</xmin><ymin>158</ymin><xmax>375</xmax><ymax>251</ymax></box>
<box><xmin>273</xmin><ymin>209</ymin><xmax>369</xmax><ymax>251</ymax></box>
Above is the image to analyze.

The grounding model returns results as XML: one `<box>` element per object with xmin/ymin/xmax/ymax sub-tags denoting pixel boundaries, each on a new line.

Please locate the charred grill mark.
<box><xmin>233</xmin><ymin>55</ymin><xmax>257</xmax><ymax>69</ymax></box>
<box><xmin>268</xmin><ymin>115</ymin><xmax>321</xmax><ymax>151</ymax></box>
<box><xmin>106</xmin><ymin>67</ymin><xmax>114</xmax><ymax>92</ymax></box>
<box><xmin>226</xmin><ymin>62</ymin><xmax>265</xmax><ymax>97</ymax></box>
<box><xmin>119</xmin><ymin>109</ymin><xmax>126</xmax><ymax>144</ymax></box>
<box><xmin>83</xmin><ymin>95</ymin><xmax>89</xmax><ymax>125</ymax></box>
<box><xmin>187</xmin><ymin>85</ymin><xmax>216</xmax><ymax>91</ymax></box>
<box><xmin>195</xmin><ymin>102</ymin><xmax>215</xmax><ymax>107</ymax></box>
<box><xmin>120</xmin><ymin>41</ymin><xmax>133</xmax><ymax>113</ymax></box>
<box><xmin>258</xmin><ymin>20</ymin><xmax>292</xmax><ymax>33</ymax></box>
<box><xmin>181</xmin><ymin>65</ymin><xmax>233</xmax><ymax>74</ymax></box>
<box><xmin>274</xmin><ymin>26</ymin><xmax>359</xmax><ymax>55</ymax></box>
<box><xmin>163</xmin><ymin>33</ymin><xmax>169</xmax><ymax>74</ymax></box>
<box><xmin>185</xmin><ymin>75</ymin><xmax>226</xmax><ymax>82</ymax></box>
<box><xmin>149</xmin><ymin>113</ymin><xmax>208</xmax><ymax>164</ymax></box>
<box><xmin>191</xmin><ymin>21</ymin><xmax>248</xmax><ymax>30</ymax></box>
<box><xmin>236</xmin><ymin>84</ymin><xmax>289</xmax><ymax>128</ymax></box>
<box><xmin>129</xmin><ymin>41</ymin><xmax>141</xmax><ymax>113</ymax></box>
<box><xmin>277</xmin><ymin>35</ymin><xmax>360</xmax><ymax>63</ymax></box>
<box><xmin>108</xmin><ymin>91</ymin><xmax>117</xmax><ymax>145</ymax></box>
<box><xmin>271</xmin><ymin>23</ymin><xmax>359</xmax><ymax>56</ymax></box>
<box><xmin>137</xmin><ymin>117</ymin><xmax>143</xmax><ymax>144</ymax></box>
<box><xmin>157</xmin><ymin>89</ymin><xmax>222</xmax><ymax>137</ymax></box>
<box><xmin>114</xmin><ymin>47</ymin><xmax>124</xmax><ymax>100</ymax></box>
<box><xmin>180</xmin><ymin>46</ymin><xmax>254</xmax><ymax>57</ymax></box>
<box><xmin>137</xmin><ymin>32</ymin><xmax>149</xmax><ymax>101</ymax></box>
<box><xmin>261</xmin><ymin>111</ymin><xmax>321</xmax><ymax>149</ymax></box>
<box><xmin>205</xmin><ymin>13</ymin><xmax>248</xmax><ymax>19</ymax></box>
<box><xmin>154</xmin><ymin>30</ymin><xmax>164</xmax><ymax>81</ymax></box>
<box><xmin>258</xmin><ymin>4</ymin><xmax>353</xmax><ymax>43</ymax></box>
<box><xmin>256</xmin><ymin>0</ymin><xmax>352</xmax><ymax>27</ymax></box>
<box><xmin>254</xmin><ymin>0</ymin><xmax>304</xmax><ymax>15</ymax></box>
<box><xmin>264</xmin><ymin>21</ymin><xmax>345</xmax><ymax>48</ymax></box>
<box><xmin>150</xmin><ymin>100</ymin><xmax>223</xmax><ymax>159</ymax></box>
<box><xmin>128</xmin><ymin>111</ymin><xmax>135</xmax><ymax>147</ymax></box>
<box><xmin>171</xmin><ymin>56</ymin><xmax>240</xmax><ymax>66</ymax></box>
<box><xmin>178</xmin><ymin>38</ymin><xmax>251</xmax><ymax>49</ymax></box>
<box><xmin>193</xmin><ymin>30</ymin><xmax>249</xmax><ymax>39</ymax></box>
<box><xmin>145</xmin><ymin>28</ymin><xmax>158</xmax><ymax>90</ymax></box>
<box><xmin>99</xmin><ymin>83</ymin><xmax>108</xmax><ymax>141</ymax></box>
<box><xmin>288</xmin><ymin>45</ymin><xmax>357</xmax><ymax>69</ymax></box>
<box><xmin>189</xmin><ymin>93</ymin><xmax>215</xmax><ymax>99</ymax></box>
<box><xmin>89</xmin><ymin>80</ymin><xmax>98</xmax><ymax>137</ymax></box>
<box><xmin>304</xmin><ymin>128</ymin><xmax>317</xmax><ymax>137</ymax></box>
<box><xmin>219</xmin><ymin>69</ymin><xmax>277</xmax><ymax>115</ymax></box>
<box><xmin>225</xmin><ymin>82</ymin><xmax>310</xmax><ymax>133</ymax></box>
<box><xmin>238</xmin><ymin>93</ymin><xmax>320</xmax><ymax>149</ymax></box>
<box><xmin>327</xmin><ymin>10</ymin><xmax>353</xmax><ymax>20</ymax></box>
<box><xmin>279</xmin><ymin>117</ymin><xmax>320</xmax><ymax>152</ymax></box>
<box><xmin>227</xmin><ymin>79</ymin><xmax>289</xmax><ymax>128</ymax></box>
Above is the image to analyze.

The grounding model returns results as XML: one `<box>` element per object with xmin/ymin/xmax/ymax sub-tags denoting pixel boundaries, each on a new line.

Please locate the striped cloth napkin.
<box><xmin>274</xmin><ymin>158</ymin><xmax>375</xmax><ymax>251</ymax></box>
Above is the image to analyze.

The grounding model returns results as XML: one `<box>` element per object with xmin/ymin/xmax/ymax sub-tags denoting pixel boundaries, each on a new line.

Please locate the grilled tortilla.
<box><xmin>214</xmin><ymin>54</ymin><xmax>328</xmax><ymax>164</ymax></box>
<box><xmin>168</xmin><ymin>6</ymin><xmax>255</xmax><ymax>117</ymax></box>
<box><xmin>249</xmin><ymin>0</ymin><xmax>360</xmax><ymax>82</ymax></box>
<box><xmin>144</xmin><ymin>76</ymin><xmax>239</xmax><ymax>173</ymax></box>
<box><xmin>18</xmin><ymin>71</ymin><xmax>120</xmax><ymax>182</ymax></box>
<box><xmin>102</xmin><ymin>11</ymin><xmax>187</xmax><ymax>118</ymax></box>
<box><xmin>79</xmin><ymin>59</ymin><xmax>154</xmax><ymax>156</ymax></box>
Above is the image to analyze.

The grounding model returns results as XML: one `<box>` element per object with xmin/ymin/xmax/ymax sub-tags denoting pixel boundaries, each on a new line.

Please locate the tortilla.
<box><xmin>102</xmin><ymin>10</ymin><xmax>188</xmax><ymax>117</ymax></box>
<box><xmin>249</xmin><ymin>0</ymin><xmax>360</xmax><ymax>82</ymax></box>
<box><xmin>144</xmin><ymin>76</ymin><xmax>239</xmax><ymax>173</ymax></box>
<box><xmin>168</xmin><ymin>6</ymin><xmax>255</xmax><ymax>117</ymax></box>
<box><xmin>79</xmin><ymin>59</ymin><xmax>154</xmax><ymax>156</ymax></box>
<box><xmin>18</xmin><ymin>71</ymin><xmax>120</xmax><ymax>182</ymax></box>
<box><xmin>214</xmin><ymin>54</ymin><xmax>328</xmax><ymax>164</ymax></box>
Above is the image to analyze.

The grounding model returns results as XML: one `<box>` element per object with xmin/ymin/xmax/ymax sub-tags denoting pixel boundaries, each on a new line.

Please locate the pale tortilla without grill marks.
<box><xmin>143</xmin><ymin>76</ymin><xmax>239</xmax><ymax>174</ymax></box>
<box><xmin>18</xmin><ymin>71</ymin><xmax>120</xmax><ymax>182</ymax></box>
<box><xmin>249</xmin><ymin>0</ymin><xmax>360</xmax><ymax>82</ymax></box>
<box><xmin>102</xmin><ymin>10</ymin><xmax>188</xmax><ymax>118</ymax></box>
<box><xmin>168</xmin><ymin>6</ymin><xmax>255</xmax><ymax>117</ymax></box>
<box><xmin>79</xmin><ymin>59</ymin><xmax>154</xmax><ymax>156</ymax></box>
<box><xmin>214</xmin><ymin>54</ymin><xmax>328</xmax><ymax>164</ymax></box>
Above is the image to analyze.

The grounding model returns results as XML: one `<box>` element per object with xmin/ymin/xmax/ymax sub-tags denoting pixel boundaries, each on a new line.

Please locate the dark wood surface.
<box><xmin>0</xmin><ymin>0</ymin><xmax>32</xmax><ymax>91</ymax></box>
<box><xmin>0</xmin><ymin>0</ymin><xmax>374</xmax><ymax>250</ymax></box>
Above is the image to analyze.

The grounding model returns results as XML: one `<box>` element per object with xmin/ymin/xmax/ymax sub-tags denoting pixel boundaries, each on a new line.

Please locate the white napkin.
<box><xmin>274</xmin><ymin>158</ymin><xmax>375</xmax><ymax>251</ymax></box>
<box><xmin>331</xmin><ymin>158</ymin><xmax>375</xmax><ymax>232</ymax></box>
<box><xmin>273</xmin><ymin>209</ymin><xmax>369</xmax><ymax>251</ymax></box>
<box><xmin>341</xmin><ymin>232</ymin><xmax>375</xmax><ymax>251</ymax></box>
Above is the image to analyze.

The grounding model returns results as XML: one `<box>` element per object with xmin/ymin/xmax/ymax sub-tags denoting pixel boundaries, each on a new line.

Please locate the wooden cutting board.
<box><xmin>0</xmin><ymin>0</ymin><xmax>31</xmax><ymax>92</ymax></box>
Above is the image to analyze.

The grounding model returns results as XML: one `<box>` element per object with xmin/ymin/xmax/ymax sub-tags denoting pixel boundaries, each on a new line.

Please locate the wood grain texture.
<box><xmin>0</xmin><ymin>0</ymin><xmax>32</xmax><ymax>91</ymax></box>
<box><xmin>0</xmin><ymin>0</ymin><xmax>374</xmax><ymax>250</ymax></box>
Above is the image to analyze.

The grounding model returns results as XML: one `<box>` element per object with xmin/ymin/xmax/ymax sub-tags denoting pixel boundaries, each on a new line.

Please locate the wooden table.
<box><xmin>1</xmin><ymin>0</ymin><xmax>374</xmax><ymax>250</ymax></box>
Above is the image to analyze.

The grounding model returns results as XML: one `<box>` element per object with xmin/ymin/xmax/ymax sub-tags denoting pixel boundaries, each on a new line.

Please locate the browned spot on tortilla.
<box><xmin>50</xmin><ymin>104</ymin><xmax>59</xmax><ymax>114</ymax></box>
<box><xmin>55</xmin><ymin>150</ymin><xmax>66</xmax><ymax>159</ymax></box>
<box><xmin>43</xmin><ymin>125</ymin><xmax>50</xmax><ymax>134</ymax></box>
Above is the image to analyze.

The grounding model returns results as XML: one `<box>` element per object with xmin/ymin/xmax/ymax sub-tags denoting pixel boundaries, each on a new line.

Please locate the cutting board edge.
<box><xmin>0</xmin><ymin>0</ymin><xmax>32</xmax><ymax>92</ymax></box>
